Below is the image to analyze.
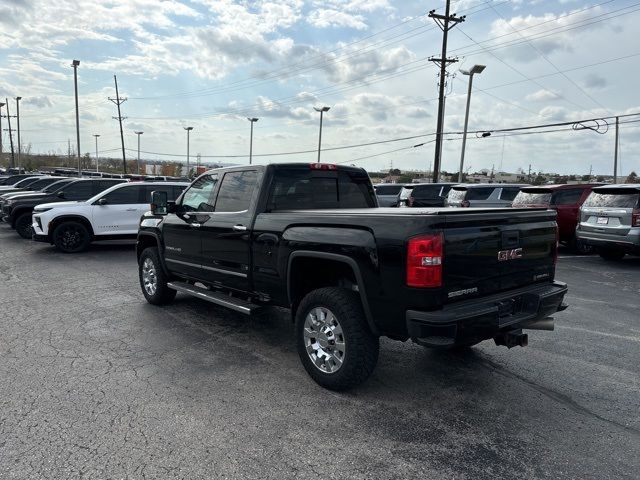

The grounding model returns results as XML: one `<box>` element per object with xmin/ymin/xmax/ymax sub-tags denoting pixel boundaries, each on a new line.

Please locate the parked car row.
<box><xmin>0</xmin><ymin>174</ymin><xmax>188</xmax><ymax>251</ymax></box>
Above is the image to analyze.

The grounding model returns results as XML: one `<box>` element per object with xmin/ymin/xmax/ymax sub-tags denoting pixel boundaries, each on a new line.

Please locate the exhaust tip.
<box><xmin>494</xmin><ymin>330</ymin><xmax>528</xmax><ymax>348</ymax></box>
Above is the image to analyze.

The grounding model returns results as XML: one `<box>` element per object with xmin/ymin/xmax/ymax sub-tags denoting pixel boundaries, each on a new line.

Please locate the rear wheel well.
<box><xmin>49</xmin><ymin>216</ymin><xmax>94</xmax><ymax>238</ymax></box>
<box><xmin>289</xmin><ymin>256</ymin><xmax>359</xmax><ymax>311</ymax></box>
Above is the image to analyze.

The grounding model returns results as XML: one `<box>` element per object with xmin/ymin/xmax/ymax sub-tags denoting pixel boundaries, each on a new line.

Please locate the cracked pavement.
<box><xmin>0</xmin><ymin>227</ymin><xmax>638</xmax><ymax>479</ymax></box>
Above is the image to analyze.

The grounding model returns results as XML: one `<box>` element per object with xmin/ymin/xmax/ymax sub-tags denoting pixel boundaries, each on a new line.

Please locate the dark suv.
<box><xmin>399</xmin><ymin>183</ymin><xmax>455</xmax><ymax>208</ymax></box>
<box><xmin>512</xmin><ymin>184</ymin><xmax>602</xmax><ymax>252</ymax></box>
<box><xmin>2</xmin><ymin>178</ymin><xmax>126</xmax><ymax>238</ymax></box>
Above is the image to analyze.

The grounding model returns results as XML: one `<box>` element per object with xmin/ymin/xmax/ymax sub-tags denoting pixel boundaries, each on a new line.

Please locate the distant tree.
<box><xmin>389</xmin><ymin>168</ymin><xmax>401</xmax><ymax>176</ymax></box>
<box><xmin>596</xmin><ymin>176</ymin><xmax>605</xmax><ymax>182</ymax></box>
<box><xmin>625</xmin><ymin>171</ymin><xmax>638</xmax><ymax>183</ymax></box>
<box><xmin>397</xmin><ymin>175</ymin><xmax>413</xmax><ymax>183</ymax></box>
<box><xmin>581</xmin><ymin>174</ymin><xmax>590</xmax><ymax>181</ymax></box>
<box><xmin>568</xmin><ymin>175</ymin><xmax>577</xmax><ymax>181</ymax></box>
<box><xmin>533</xmin><ymin>175</ymin><xmax>546</xmax><ymax>185</ymax></box>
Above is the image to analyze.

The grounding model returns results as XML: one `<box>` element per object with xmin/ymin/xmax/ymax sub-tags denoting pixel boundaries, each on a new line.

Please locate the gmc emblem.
<box><xmin>498</xmin><ymin>248</ymin><xmax>523</xmax><ymax>261</ymax></box>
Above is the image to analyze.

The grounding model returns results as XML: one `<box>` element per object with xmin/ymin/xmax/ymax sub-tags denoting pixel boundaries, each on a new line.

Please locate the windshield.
<box><xmin>375</xmin><ymin>185</ymin><xmax>403</xmax><ymax>195</ymax></box>
<box><xmin>512</xmin><ymin>191</ymin><xmax>552</xmax><ymax>207</ymax></box>
<box><xmin>43</xmin><ymin>179</ymin><xmax>73</xmax><ymax>193</ymax></box>
<box><xmin>412</xmin><ymin>185</ymin><xmax>444</xmax><ymax>199</ymax></box>
<box><xmin>583</xmin><ymin>191</ymin><xmax>640</xmax><ymax>208</ymax></box>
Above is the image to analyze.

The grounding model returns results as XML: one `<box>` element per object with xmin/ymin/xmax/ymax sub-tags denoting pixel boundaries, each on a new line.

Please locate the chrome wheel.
<box><xmin>303</xmin><ymin>307</ymin><xmax>346</xmax><ymax>374</ymax></box>
<box><xmin>142</xmin><ymin>258</ymin><xmax>158</xmax><ymax>296</ymax></box>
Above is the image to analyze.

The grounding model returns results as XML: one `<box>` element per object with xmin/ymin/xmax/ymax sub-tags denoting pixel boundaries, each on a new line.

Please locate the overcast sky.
<box><xmin>0</xmin><ymin>0</ymin><xmax>638</xmax><ymax>175</ymax></box>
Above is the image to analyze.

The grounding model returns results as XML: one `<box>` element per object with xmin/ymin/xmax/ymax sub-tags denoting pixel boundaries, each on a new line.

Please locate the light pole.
<box><xmin>314</xmin><ymin>106</ymin><xmax>330</xmax><ymax>163</ymax></box>
<box><xmin>458</xmin><ymin>64</ymin><xmax>486</xmax><ymax>183</ymax></box>
<box><xmin>184</xmin><ymin>126</ymin><xmax>193</xmax><ymax>177</ymax></box>
<box><xmin>0</xmin><ymin>102</ymin><xmax>4</xmax><ymax>162</ymax></box>
<box><xmin>247</xmin><ymin>117</ymin><xmax>258</xmax><ymax>165</ymax></box>
<box><xmin>93</xmin><ymin>134</ymin><xmax>100</xmax><ymax>172</ymax></box>
<box><xmin>15</xmin><ymin>97</ymin><xmax>21</xmax><ymax>169</ymax></box>
<box><xmin>135</xmin><ymin>131</ymin><xmax>143</xmax><ymax>174</ymax></box>
<box><xmin>72</xmin><ymin>60</ymin><xmax>81</xmax><ymax>175</ymax></box>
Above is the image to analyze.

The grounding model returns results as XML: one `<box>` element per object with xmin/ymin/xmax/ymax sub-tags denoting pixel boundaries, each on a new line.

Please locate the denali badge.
<box><xmin>498</xmin><ymin>248</ymin><xmax>523</xmax><ymax>261</ymax></box>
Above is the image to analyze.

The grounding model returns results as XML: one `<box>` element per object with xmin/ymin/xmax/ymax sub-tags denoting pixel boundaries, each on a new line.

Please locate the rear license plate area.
<box><xmin>596</xmin><ymin>217</ymin><xmax>609</xmax><ymax>225</ymax></box>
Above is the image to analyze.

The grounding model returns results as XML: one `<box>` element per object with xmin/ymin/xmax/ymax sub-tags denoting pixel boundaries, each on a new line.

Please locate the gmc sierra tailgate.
<box><xmin>439</xmin><ymin>208</ymin><xmax>556</xmax><ymax>303</ymax></box>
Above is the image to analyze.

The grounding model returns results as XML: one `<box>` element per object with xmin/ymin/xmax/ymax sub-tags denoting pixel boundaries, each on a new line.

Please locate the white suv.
<box><xmin>32</xmin><ymin>181</ymin><xmax>188</xmax><ymax>253</ymax></box>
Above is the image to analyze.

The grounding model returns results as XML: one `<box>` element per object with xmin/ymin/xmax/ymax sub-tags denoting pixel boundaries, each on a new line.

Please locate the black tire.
<box><xmin>138</xmin><ymin>247</ymin><xmax>176</xmax><ymax>305</ymax></box>
<box><xmin>52</xmin><ymin>221</ymin><xmax>91</xmax><ymax>253</ymax></box>
<box><xmin>15</xmin><ymin>212</ymin><xmax>34</xmax><ymax>239</ymax></box>
<box><xmin>296</xmin><ymin>287</ymin><xmax>379</xmax><ymax>391</ymax></box>
<box><xmin>599</xmin><ymin>249</ymin><xmax>625</xmax><ymax>261</ymax></box>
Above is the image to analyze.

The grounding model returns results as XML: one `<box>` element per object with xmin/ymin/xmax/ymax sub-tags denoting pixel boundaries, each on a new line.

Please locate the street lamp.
<box><xmin>15</xmin><ymin>97</ymin><xmax>21</xmax><ymax>168</ymax></box>
<box><xmin>184</xmin><ymin>126</ymin><xmax>194</xmax><ymax>177</ymax></box>
<box><xmin>313</xmin><ymin>106</ymin><xmax>330</xmax><ymax>163</ymax></box>
<box><xmin>72</xmin><ymin>60</ymin><xmax>81</xmax><ymax>175</ymax></box>
<box><xmin>135</xmin><ymin>131</ymin><xmax>144</xmax><ymax>174</ymax></box>
<box><xmin>93</xmin><ymin>134</ymin><xmax>100</xmax><ymax>172</ymax></box>
<box><xmin>247</xmin><ymin>117</ymin><xmax>258</xmax><ymax>165</ymax></box>
<box><xmin>458</xmin><ymin>64</ymin><xmax>486</xmax><ymax>182</ymax></box>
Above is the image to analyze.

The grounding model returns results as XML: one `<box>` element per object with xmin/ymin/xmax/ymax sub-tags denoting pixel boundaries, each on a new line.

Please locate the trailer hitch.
<box><xmin>494</xmin><ymin>329</ymin><xmax>528</xmax><ymax>348</ymax></box>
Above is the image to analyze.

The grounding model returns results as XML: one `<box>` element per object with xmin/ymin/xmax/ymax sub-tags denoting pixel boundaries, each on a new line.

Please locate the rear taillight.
<box><xmin>553</xmin><ymin>225</ymin><xmax>559</xmax><ymax>266</ymax></box>
<box><xmin>408</xmin><ymin>196</ymin><xmax>414</xmax><ymax>207</ymax></box>
<box><xmin>461</xmin><ymin>200</ymin><xmax>470</xmax><ymax>207</ymax></box>
<box><xmin>632</xmin><ymin>209</ymin><xmax>640</xmax><ymax>227</ymax></box>
<box><xmin>406</xmin><ymin>233</ymin><xmax>443</xmax><ymax>288</ymax></box>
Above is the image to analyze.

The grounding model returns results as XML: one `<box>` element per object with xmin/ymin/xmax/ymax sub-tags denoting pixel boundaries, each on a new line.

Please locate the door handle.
<box><xmin>126</xmin><ymin>208</ymin><xmax>137</xmax><ymax>211</ymax></box>
<box><xmin>190</xmin><ymin>223</ymin><xmax>201</xmax><ymax>228</ymax></box>
<box><xmin>233</xmin><ymin>225</ymin><xmax>247</xmax><ymax>232</ymax></box>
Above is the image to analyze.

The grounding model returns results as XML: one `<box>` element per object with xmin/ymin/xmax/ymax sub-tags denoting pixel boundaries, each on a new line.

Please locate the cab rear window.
<box><xmin>268</xmin><ymin>168</ymin><xmax>375</xmax><ymax>210</ymax></box>
<box><xmin>583</xmin><ymin>190</ymin><xmax>640</xmax><ymax>208</ymax></box>
<box><xmin>375</xmin><ymin>185</ymin><xmax>403</xmax><ymax>195</ymax></box>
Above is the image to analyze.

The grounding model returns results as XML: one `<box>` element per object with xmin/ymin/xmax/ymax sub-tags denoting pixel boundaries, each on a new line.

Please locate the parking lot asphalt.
<box><xmin>0</xmin><ymin>226</ymin><xmax>638</xmax><ymax>480</ymax></box>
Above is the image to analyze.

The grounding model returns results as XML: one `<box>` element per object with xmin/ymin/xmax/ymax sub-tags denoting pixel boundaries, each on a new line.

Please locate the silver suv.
<box><xmin>576</xmin><ymin>185</ymin><xmax>640</xmax><ymax>260</ymax></box>
<box><xmin>445</xmin><ymin>184</ymin><xmax>527</xmax><ymax>208</ymax></box>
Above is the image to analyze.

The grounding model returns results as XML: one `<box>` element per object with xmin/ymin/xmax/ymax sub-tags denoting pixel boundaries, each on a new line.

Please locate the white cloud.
<box><xmin>307</xmin><ymin>10</ymin><xmax>367</xmax><ymax>30</ymax></box>
<box><xmin>525</xmin><ymin>89</ymin><xmax>561</xmax><ymax>102</ymax></box>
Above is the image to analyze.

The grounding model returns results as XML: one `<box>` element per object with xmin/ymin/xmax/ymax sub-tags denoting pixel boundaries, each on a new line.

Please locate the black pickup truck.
<box><xmin>137</xmin><ymin>163</ymin><xmax>568</xmax><ymax>390</ymax></box>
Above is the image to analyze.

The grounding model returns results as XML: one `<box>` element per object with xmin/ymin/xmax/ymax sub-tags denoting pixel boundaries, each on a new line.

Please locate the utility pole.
<box><xmin>184</xmin><ymin>127</ymin><xmax>194</xmax><ymax>177</ymax></box>
<box><xmin>613</xmin><ymin>116</ymin><xmax>619</xmax><ymax>183</ymax></box>
<box><xmin>109</xmin><ymin>75</ymin><xmax>128</xmax><ymax>174</ymax></box>
<box><xmin>93</xmin><ymin>134</ymin><xmax>100</xmax><ymax>172</ymax></box>
<box><xmin>528</xmin><ymin>164</ymin><xmax>532</xmax><ymax>183</ymax></box>
<box><xmin>71</xmin><ymin>60</ymin><xmax>81</xmax><ymax>175</ymax></box>
<box><xmin>429</xmin><ymin>1</ymin><xmax>465</xmax><ymax>183</ymax></box>
<box><xmin>5</xmin><ymin>98</ymin><xmax>15</xmax><ymax>168</ymax></box>
<box><xmin>134</xmin><ymin>131</ymin><xmax>143</xmax><ymax>174</ymax></box>
<box><xmin>314</xmin><ymin>106</ymin><xmax>330</xmax><ymax>163</ymax></box>
<box><xmin>15</xmin><ymin>97</ymin><xmax>22</xmax><ymax>169</ymax></box>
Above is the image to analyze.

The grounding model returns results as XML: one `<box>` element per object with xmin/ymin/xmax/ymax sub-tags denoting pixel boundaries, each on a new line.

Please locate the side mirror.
<box><xmin>150</xmin><ymin>190</ymin><xmax>168</xmax><ymax>215</ymax></box>
<box><xmin>167</xmin><ymin>201</ymin><xmax>177</xmax><ymax>214</ymax></box>
<box><xmin>97</xmin><ymin>197</ymin><xmax>108</xmax><ymax>206</ymax></box>
<box><xmin>57</xmin><ymin>191</ymin><xmax>65</xmax><ymax>198</ymax></box>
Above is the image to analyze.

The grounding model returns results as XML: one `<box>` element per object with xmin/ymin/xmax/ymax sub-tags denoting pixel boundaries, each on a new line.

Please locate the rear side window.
<box><xmin>102</xmin><ymin>185</ymin><xmax>142</xmax><ymax>204</ymax></box>
<box><xmin>62</xmin><ymin>181</ymin><xmax>94</xmax><ymax>200</ymax></box>
<box><xmin>583</xmin><ymin>191</ymin><xmax>640</xmax><ymax>208</ymax></box>
<box><xmin>551</xmin><ymin>189</ymin><xmax>583</xmax><ymax>205</ymax></box>
<box><xmin>466</xmin><ymin>187</ymin><xmax>495</xmax><ymax>200</ymax></box>
<box><xmin>215</xmin><ymin>171</ymin><xmax>258</xmax><ymax>212</ymax></box>
<box><xmin>267</xmin><ymin>168</ymin><xmax>375</xmax><ymax>210</ymax></box>
<box><xmin>512</xmin><ymin>191</ymin><xmax>552</xmax><ymax>207</ymax></box>
<box><xmin>375</xmin><ymin>185</ymin><xmax>403</xmax><ymax>195</ymax></box>
<box><xmin>499</xmin><ymin>187</ymin><xmax>521</xmax><ymax>201</ymax></box>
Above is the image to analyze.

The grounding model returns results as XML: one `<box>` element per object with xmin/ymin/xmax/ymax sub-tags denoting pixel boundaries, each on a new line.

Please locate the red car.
<box><xmin>512</xmin><ymin>184</ymin><xmax>603</xmax><ymax>253</ymax></box>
